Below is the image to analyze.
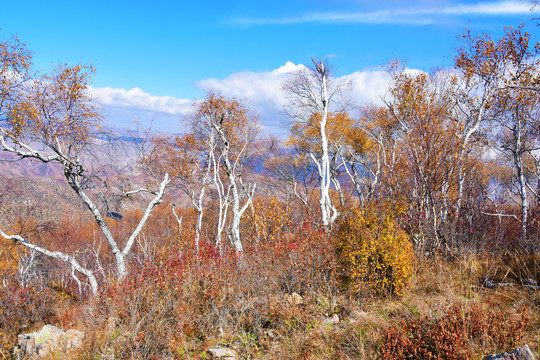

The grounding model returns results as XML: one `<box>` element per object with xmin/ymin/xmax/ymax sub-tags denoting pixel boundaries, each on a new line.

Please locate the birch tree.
<box><xmin>0</xmin><ymin>48</ymin><xmax>169</xmax><ymax>295</ymax></box>
<box><xmin>382</xmin><ymin>68</ymin><xmax>462</xmax><ymax>251</ymax></box>
<box><xmin>263</xmin><ymin>141</ymin><xmax>318</xmax><ymax>216</ymax></box>
<box><xmin>283</xmin><ymin>58</ymin><xmax>349</xmax><ymax>228</ymax></box>
<box><xmin>192</xmin><ymin>93</ymin><xmax>258</xmax><ymax>256</ymax></box>
<box><xmin>453</xmin><ymin>25</ymin><xmax>540</xmax><ymax>236</ymax></box>
<box><xmin>491</xmin><ymin>82</ymin><xmax>540</xmax><ymax>247</ymax></box>
<box><xmin>288</xmin><ymin>111</ymin><xmax>354</xmax><ymax>206</ymax></box>
<box><xmin>342</xmin><ymin>105</ymin><xmax>396</xmax><ymax>207</ymax></box>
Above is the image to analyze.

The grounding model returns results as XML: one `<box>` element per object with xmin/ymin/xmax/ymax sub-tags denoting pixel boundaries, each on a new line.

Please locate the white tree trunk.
<box><xmin>513</xmin><ymin>127</ymin><xmax>528</xmax><ymax>246</ymax></box>
<box><xmin>194</xmin><ymin>187</ymin><xmax>205</xmax><ymax>253</ymax></box>
<box><xmin>211</xmin><ymin>148</ymin><xmax>228</xmax><ymax>254</ymax></box>
<box><xmin>317</xmin><ymin>64</ymin><xmax>338</xmax><ymax>228</ymax></box>
<box><xmin>212</xmin><ymin>123</ymin><xmax>256</xmax><ymax>257</ymax></box>
<box><xmin>0</xmin><ymin>230</ymin><xmax>99</xmax><ymax>295</ymax></box>
<box><xmin>64</xmin><ymin>170</ymin><xmax>128</xmax><ymax>279</ymax></box>
<box><xmin>229</xmin><ymin>172</ymin><xmax>244</xmax><ymax>254</ymax></box>
<box><xmin>66</xmin><ymin>171</ymin><xmax>169</xmax><ymax>281</ymax></box>
<box><xmin>193</xmin><ymin>156</ymin><xmax>212</xmax><ymax>253</ymax></box>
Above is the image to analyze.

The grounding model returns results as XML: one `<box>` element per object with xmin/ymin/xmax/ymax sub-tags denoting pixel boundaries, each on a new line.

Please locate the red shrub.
<box><xmin>380</xmin><ymin>301</ymin><xmax>530</xmax><ymax>360</ymax></box>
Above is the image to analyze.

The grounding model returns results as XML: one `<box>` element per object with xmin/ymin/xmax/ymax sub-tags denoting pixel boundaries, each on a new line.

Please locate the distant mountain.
<box><xmin>0</xmin><ymin>153</ymin><xmax>65</xmax><ymax>181</ymax></box>
<box><xmin>0</xmin><ymin>176</ymin><xmax>88</xmax><ymax>228</ymax></box>
<box><xmin>0</xmin><ymin>129</ymin><xmax>157</xmax><ymax>227</ymax></box>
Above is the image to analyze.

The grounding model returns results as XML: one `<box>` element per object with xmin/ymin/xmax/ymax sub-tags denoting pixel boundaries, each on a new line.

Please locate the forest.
<box><xmin>0</xmin><ymin>24</ymin><xmax>539</xmax><ymax>359</ymax></box>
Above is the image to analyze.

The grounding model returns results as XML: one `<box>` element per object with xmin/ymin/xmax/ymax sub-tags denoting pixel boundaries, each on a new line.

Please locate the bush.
<box><xmin>335</xmin><ymin>203</ymin><xmax>414</xmax><ymax>296</ymax></box>
<box><xmin>379</xmin><ymin>301</ymin><xmax>530</xmax><ymax>360</ymax></box>
<box><xmin>0</xmin><ymin>285</ymin><xmax>61</xmax><ymax>358</ymax></box>
<box><xmin>76</xmin><ymin>223</ymin><xmax>340</xmax><ymax>359</ymax></box>
<box><xmin>243</xmin><ymin>195</ymin><xmax>293</xmax><ymax>244</ymax></box>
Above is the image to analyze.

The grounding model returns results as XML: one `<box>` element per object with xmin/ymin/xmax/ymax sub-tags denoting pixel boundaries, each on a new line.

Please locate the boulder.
<box><xmin>322</xmin><ymin>314</ymin><xmax>340</xmax><ymax>326</ymax></box>
<box><xmin>483</xmin><ymin>344</ymin><xmax>536</xmax><ymax>360</ymax></box>
<box><xmin>207</xmin><ymin>345</ymin><xmax>238</xmax><ymax>359</ymax></box>
<box><xmin>14</xmin><ymin>325</ymin><xmax>84</xmax><ymax>359</ymax></box>
<box><xmin>285</xmin><ymin>292</ymin><xmax>303</xmax><ymax>306</ymax></box>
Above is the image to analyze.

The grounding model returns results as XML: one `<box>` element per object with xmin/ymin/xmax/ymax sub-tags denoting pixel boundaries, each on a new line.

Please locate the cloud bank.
<box><xmin>89</xmin><ymin>86</ymin><xmax>192</xmax><ymax>115</ymax></box>
<box><xmin>91</xmin><ymin>62</ymin><xmax>396</xmax><ymax>137</ymax></box>
<box><xmin>194</xmin><ymin>62</ymin><xmax>304</xmax><ymax>135</ymax></box>
<box><xmin>88</xmin><ymin>86</ymin><xmax>193</xmax><ymax>133</ymax></box>
<box><xmin>195</xmin><ymin>62</ymin><xmax>392</xmax><ymax>135</ymax></box>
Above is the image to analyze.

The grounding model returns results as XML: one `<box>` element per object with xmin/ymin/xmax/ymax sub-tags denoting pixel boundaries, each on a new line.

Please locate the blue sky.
<box><xmin>0</xmin><ymin>0</ymin><xmax>538</xmax><ymax>135</ymax></box>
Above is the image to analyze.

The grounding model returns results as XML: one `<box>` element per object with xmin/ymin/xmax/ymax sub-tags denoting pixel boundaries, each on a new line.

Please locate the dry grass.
<box><xmin>1</xmin><ymin>201</ymin><xmax>539</xmax><ymax>359</ymax></box>
<box><xmin>21</xmin><ymin>252</ymin><xmax>525</xmax><ymax>360</ymax></box>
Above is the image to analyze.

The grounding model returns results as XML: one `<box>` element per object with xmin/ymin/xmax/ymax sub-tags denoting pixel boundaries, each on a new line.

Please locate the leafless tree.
<box><xmin>282</xmin><ymin>58</ymin><xmax>350</xmax><ymax>228</ymax></box>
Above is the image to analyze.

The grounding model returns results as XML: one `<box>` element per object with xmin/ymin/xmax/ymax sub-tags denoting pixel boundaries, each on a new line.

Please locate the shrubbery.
<box><xmin>77</xmin><ymin>223</ymin><xmax>340</xmax><ymax>358</ymax></box>
<box><xmin>0</xmin><ymin>284</ymin><xmax>62</xmax><ymax>358</ymax></box>
<box><xmin>335</xmin><ymin>203</ymin><xmax>415</xmax><ymax>296</ymax></box>
<box><xmin>380</xmin><ymin>301</ymin><xmax>531</xmax><ymax>360</ymax></box>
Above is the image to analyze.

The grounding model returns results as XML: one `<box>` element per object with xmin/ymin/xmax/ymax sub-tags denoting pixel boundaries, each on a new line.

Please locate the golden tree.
<box><xmin>377</xmin><ymin>66</ymin><xmax>463</xmax><ymax>252</ymax></box>
<box><xmin>146</xmin><ymin>132</ymin><xmax>211</xmax><ymax>252</ymax></box>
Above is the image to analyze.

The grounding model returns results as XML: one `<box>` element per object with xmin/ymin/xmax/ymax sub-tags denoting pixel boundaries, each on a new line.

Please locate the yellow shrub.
<box><xmin>335</xmin><ymin>204</ymin><xmax>414</xmax><ymax>296</ymax></box>
<box><xmin>243</xmin><ymin>196</ymin><xmax>293</xmax><ymax>244</ymax></box>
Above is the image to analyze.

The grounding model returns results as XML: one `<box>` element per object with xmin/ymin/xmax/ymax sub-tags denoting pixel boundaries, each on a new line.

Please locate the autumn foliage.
<box><xmin>335</xmin><ymin>202</ymin><xmax>415</xmax><ymax>296</ymax></box>
<box><xmin>380</xmin><ymin>302</ymin><xmax>530</xmax><ymax>360</ymax></box>
<box><xmin>1</xmin><ymin>23</ymin><xmax>540</xmax><ymax>360</ymax></box>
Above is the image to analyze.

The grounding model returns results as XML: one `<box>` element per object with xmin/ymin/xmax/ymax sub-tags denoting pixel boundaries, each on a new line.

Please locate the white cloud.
<box><xmin>234</xmin><ymin>11</ymin><xmax>433</xmax><ymax>26</ymax></box>
<box><xmin>232</xmin><ymin>0</ymin><xmax>531</xmax><ymax>26</ymax></box>
<box><xmin>195</xmin><ymin>62</ymin><xmax>306</xmax><ymax>136</ymax></box>
<box><xmin>89</xmin><ymin>86</ymin><xmax>192</xmax><ymax>115</ymax></box>
<box><xmin>87</xmin><ymin>86</ymin><xmax>193</xmax><ymax>133</ymax></box>
<box><xmin>342</xmin><ymin>71</ymin><xmax>391</xmax><ymax>105</ymax></box>
<box><xmin>196</xmin><ymin>61</ymin><xmax>304</xmax><ymax>108</ymax></box>
<box><xmin>89</xmin><ymin>63</ymin><xmax>411</xmax><ymax>137</ymax></box>
<box><xmin>196</xmin><ymin>62</ymin><xmax>395</xmax><ymax>136</ymax></box>
<box><xmin>443</xmin><ymin>1</ymin><xmax>531</xmax><ymax>15</ymax></box>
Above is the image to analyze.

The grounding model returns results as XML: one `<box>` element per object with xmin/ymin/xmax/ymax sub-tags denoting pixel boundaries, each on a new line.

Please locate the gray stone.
<box><xmin>522</xmin><ymin>278</ymin><xmax>537</xmax><ymax>286</ymax></box>
<box><xmin>322</xmin><ymin>314</ymin><xmax>340</xmax><ymax>326</ymax></box>
<box><xmin>483</xmin><ymin>344</ymin><xmax>536</xmax><ymax>360</ymax></box>
<box><xmin>207</xmin><ymin>345</ymin><xmax>238</xmax><ymax>359</ymax></box>
<box><xmin>15</xmin><ymin>324</ymin><xmax>84</xmax><ymax>359</ymax></box>
<box><xmin>285</xmin><ymin>292</ymin><xmax>303</xmax><ymax>306</ymax></box>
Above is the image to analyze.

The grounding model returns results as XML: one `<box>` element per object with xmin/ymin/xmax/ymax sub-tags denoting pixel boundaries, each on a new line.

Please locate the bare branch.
<box><xmin>0</xmin><ymin>229</ymin><xmax>98</xmax><ymax>295</ymax></box>
<box><xmin>122</xmin><ymin>173</ymin><xmax>170</xmax><ymax>257</ymax></box>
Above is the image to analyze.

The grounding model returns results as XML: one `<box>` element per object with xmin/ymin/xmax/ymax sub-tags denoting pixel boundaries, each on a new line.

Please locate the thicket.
<box><xmin>0</xmin><ymin>198</ymin><xmax>538</xmax><ymax>359</ymax></box>
<box><xmin>380</xmin><ymin>301</ymin><xmax>531</xmax><ymax>360</ymax></box>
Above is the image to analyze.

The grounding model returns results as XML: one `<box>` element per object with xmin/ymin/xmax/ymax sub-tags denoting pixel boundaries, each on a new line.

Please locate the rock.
<box><xmin>483</xmin><ymin>277</ymin><xmax>514</xmax><ymax>288</ymax></box>
<box><xmin>322</xmin><ymin>314</ymin><xmax>340</xmax><ymax>326</ymax></box>
<box><xmin>15</xmin><ymin>325</ymin><xmax>84</xmax><ymax>359</ymax></box>
<box><xmin>483</xmin><ymin>344</ymin><xmax>536</xmax><ymax>360</ymax></box>
<box><xmin>483</xmin><ymin>278</ymin><xmax>496</xmax><ymax>289</ymax></box>
<box><xmin>483</xmin><ymin>277</ymin><xmax>540</xmax><ymax>290</ymax></box>
<box><xmin>207</xmin><ymin>345</ymin><xmax>238</xmax><ymax>359</ymax></box>
<box><xmin>105</xmin><ymin>211</ymin><xmax>123</xmax><ymax>221</ymax></box>
<box><xmin>106</xmin><ymin>316</ymin><xmax>118</xmax><ymax>332</ymax></box>
<box><xmin>230</xmin><ymin>339</ymin><xmax>243</xmax><ymax>350</ymax></box>
<box><xmin>522</xmin><ymin>278</ymin><xmax>540</xmax><ymax>290</ymax></box>
<box><xmin>285</xmin><ymin>292</ymin><xmax>303</xmax><ymax>306</ymax></box>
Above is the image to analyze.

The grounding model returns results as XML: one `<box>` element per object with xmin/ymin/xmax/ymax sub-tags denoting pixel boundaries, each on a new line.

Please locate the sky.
<box><xmin>0</xmin><ymin>0</ymin><xmax>538</xmax><ymax>136</ymax></box>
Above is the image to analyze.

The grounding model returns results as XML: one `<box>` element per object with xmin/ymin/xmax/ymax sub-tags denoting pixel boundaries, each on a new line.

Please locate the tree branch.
<box><xmin>0</xmin><ymin>229</ymin><xmax>98</xmax><ymax>295</ymax></box>
<box><xmin>122</xmin><ymin>173</ymin><xmax>170</xmax><ymax>257</ymax></box>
